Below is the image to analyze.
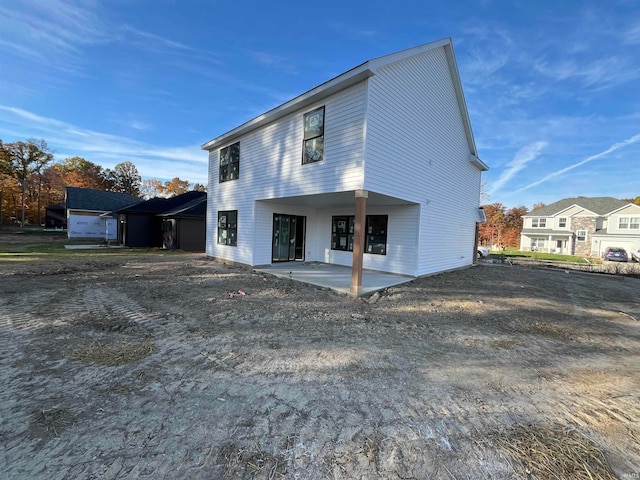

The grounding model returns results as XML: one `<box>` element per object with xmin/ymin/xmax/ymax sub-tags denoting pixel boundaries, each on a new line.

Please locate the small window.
<box><xmin>302</xmin><ymin>106</ymin><xmax>325</xmax><ymax>164</ymax></box>
<box><xmin>619</xmin><ymin>217</ymin><xmax>629</xmax><ymax>229</ymax></box>
<box><xmin>576</xmin><ymin>230</ymin><xmax>587</xmax><ymax>241</ymax></box>
<box><xmin>331</xmin><ymin>215</ymin><xmax>388</xmax><ymax>255</ymax></box>
<box><xmin>531</xmin><ymin>217</ymin><xmax>546</xmax><ymax>228</ymax></box>
<box><xmin>217</xmin><ymin>210</ymin><xmax>237</xmax><ymax>246</ymax></box>
<box><xmin>219</xmin><ymin>142</ymin><xmax>240</xmax><ymax>182</ymax></box>
<box><xmin>558</xmin><ymin>217</ymin><xmax>567</xmax><ymax>228</ymax></box>
<box><xmin>631</xmin><ymin>217</ymin><xmax>640</xmax><ymax>229</ymax></box>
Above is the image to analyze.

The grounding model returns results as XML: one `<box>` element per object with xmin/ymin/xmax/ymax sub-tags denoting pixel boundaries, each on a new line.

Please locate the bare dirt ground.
<box><xmin>1</xmin><ymin>239</ymin><xmax>639</xmax><ymax>479</ymax></box>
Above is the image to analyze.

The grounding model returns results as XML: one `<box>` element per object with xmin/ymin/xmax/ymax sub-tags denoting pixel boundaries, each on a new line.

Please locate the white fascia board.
<box><xmin>202</xmin><ymin>65</ymin><xmax>375</xmax><ymax>151</ymax></box>
<box><xmin>469</xmin><ymin>154</ymin><xmax>489</xmax><ymax>171</ymax></box>
<box><xmin>607</xmin><ymin>202</ymin><xmax>640</xmax><ymax>216</ymax></box>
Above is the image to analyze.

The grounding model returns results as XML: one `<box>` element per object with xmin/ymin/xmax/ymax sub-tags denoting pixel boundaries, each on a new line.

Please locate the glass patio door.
<box><xmin>272</xmin><ymin>214</ymin><xmax>305</xmax><ymax>262</ymax></box>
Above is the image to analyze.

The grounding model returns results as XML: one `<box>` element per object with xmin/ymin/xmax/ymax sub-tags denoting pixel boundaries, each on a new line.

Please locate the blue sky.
<box><xmin>1</xmin><ymin>0</ymin><xmax>639</xmax><ymax>209</ymax></box>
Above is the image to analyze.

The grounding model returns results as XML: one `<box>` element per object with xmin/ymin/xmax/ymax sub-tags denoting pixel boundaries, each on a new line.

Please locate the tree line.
<box><xmin>0</xmin><ymin>138</ymin><xmax>206</xmax><ymax>227</ymax></box>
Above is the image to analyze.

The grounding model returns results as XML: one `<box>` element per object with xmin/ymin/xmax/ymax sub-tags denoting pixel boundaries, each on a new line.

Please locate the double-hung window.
<box><xmin>302</xmin><ymin>106</ymin><xmax>325</xmax><ymax>164</ymax></box>
<box><xmin>331</xmin><ymin>215</ymin><xmax>388</xmax><ymax>255</ymax></box>
<box><xmin>576</xmin><ymin>230</ymin><xmax>587</xmax><ymax>241</ymax></box>
<box><xmin>219</xmin><ymin>142</ymin><xmax>240</xmax><ymax>182</ymax></box>
<box><xmin>217</xmin><ymin>210</ymin><xmax>237</xmax><ymax>246</ymax></box>
<box><xmin>531</xmin><ymin>217</ymin><xmax>546</xmax><ymax>228</ymax></box>
<box><xmin>558</xmin><ymin>217</ymin><xmax>567</xmax><ymax>228</ymax></box>
<box><xmin>619</xmin><ymin>217</ymin><xmax>640</xmax><ymax>229</ymax></box>
<box><xmin>530</xmin><ymin>238</ymin><xmax>546</xmax><ymax>250</ymax></box>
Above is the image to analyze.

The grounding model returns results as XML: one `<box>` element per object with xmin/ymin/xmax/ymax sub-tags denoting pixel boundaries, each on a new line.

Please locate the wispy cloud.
<box><xmin>246</xmin><ymin>51</ymin><xmax>298</xmax><ymax>74</ymax></box>
<box><xmin>533</xmin><ymin>56</ymin><xmax>640</xmax><ymax>89</ymax></box>
<box><xmin>622</xmin><ymin>19</ymin><xmax>640</xmax><ymax>44</ymax></box>
<box><xmin>512</xmin><ymin>133</ymin><xmax>640</xmax><ymax>193</ymax></box>
<box><xmin>0</xmin><ymin>0</ymin><xmax>218</xmax><ymax>75</ymax></box>
<box><xmin>0</xmin><ymin>106</ymin><xmax>207</xmax><ymax>182</ymax></box>
<box><xmin>488</xmin><ymin>141</ymin><xmax>547</xmax><ymax>194</ymax></box>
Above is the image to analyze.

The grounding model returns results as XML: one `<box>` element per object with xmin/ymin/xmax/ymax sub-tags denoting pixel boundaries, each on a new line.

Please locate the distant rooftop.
<box><xmin>65</xmin><ymin>187</ymin><xmax>143</xmax><ymax>212</ymax></box>
<box><xmin>528</xmin><ymin>197</ymin><xmax>629</xmax><ymax>216</ymax></box>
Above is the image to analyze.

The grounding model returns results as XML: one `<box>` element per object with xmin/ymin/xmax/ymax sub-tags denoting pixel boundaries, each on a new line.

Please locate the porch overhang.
<box><xmin>256</xmin><ymin>191</ymin><xmax>417</xmax><ymax>209</ymax></box>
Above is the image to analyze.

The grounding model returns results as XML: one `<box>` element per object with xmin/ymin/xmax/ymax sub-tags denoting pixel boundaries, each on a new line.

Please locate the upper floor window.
<box><xmin>331</xmin><ymin>215</ymin><xmax>388</xmax><ymax>255</ymax></box>
<box><xmin>619</xmin><ymin>216</ymin><xmax>640</xmax><ymax>229</ymax></box>
<box><xmin>302</xmin><ymin>106</ymin><xmax>325</xmax><ymax>164</ymax></box>
<box><xmin>217</xmin><ymin>210</ymin><xmax>237</xmax><ymax>246</ymax></box>
<box><xmin>576</xmin><ymin>230</ymin><xmax>587</xmax><ymax>241</ymax></box>
<box><xmin>558</xmin><ymin>217</ymin><xmax>567</xmax><ymax>228</ymax></box>
<box><xmin>531</xmin><ymin>217</ymin><xmax>546</xmax><ymax>228</ymax></box>
<box><xmin>219</xmin><ymin>142</ymin><xmax>240</xmax><ymax>182</ymax></box>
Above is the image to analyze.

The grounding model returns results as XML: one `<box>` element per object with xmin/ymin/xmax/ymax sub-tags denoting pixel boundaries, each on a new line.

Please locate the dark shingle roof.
<box><xmin>66</xmin><ymin>187</ymin><xmax>143</xmax><ymax>211</ymax></box>
<box><xmin>158</xmin><ymin>195</ymin><xmax>207</xmax><ymax>218</ymax></box>
<box><xmin>118</xmin><ymin>191</ymin><xmax>206</xmax><ymax>214</ymax></box>
<box><xmin>528</xmin><ymin>197</ymin><xmax>628</xmax><ymax>216</ymax></box>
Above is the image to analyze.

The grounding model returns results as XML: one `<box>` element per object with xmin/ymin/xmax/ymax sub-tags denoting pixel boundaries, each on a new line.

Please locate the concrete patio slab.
<box><xmin>255</xmin><ymin>261</ymin><xmax>414</xmax><ymax>296</ymax></box>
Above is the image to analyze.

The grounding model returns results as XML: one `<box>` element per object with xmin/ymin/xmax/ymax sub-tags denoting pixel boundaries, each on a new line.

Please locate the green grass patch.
<box><xmin>497</xmin><ymin>248</ymin><xmax>596</xmax><ymax>264</ymax></box>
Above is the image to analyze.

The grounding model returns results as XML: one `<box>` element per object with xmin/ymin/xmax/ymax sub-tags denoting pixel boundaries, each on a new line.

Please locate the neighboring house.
<box><xmin>117</xmin><ymin>191</ymin><xmax>206</xmax><ymax>248</ymax></box>
<box><xmin>45</xmin><ymin>203</ymin><xmax>66</xmax><ymax>229</ymax></box>
<box><xmin>158</xmin><ymin>194</ymin><xmax>207</xmax><ymax>251</ymax></box>
<box><xmin>65</xmin><ymin>187</ymin><xmax>143</xmax><ymax>239</ymax></box>
<box><xmin>202</xmin><ymin>38</ymin><xmax>487</xmax><ymax>294</ymax></box>
<box><xmin>520</xmin><ymin>197</ymin><xmax>640</xmax><ymax>257</ymax></box>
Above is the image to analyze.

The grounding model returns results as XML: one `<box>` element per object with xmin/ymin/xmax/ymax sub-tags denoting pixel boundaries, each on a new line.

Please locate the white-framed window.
<box><xmin>576</xmin><ymin>230</ymin><xmax>587</xmax><ymax>241</ymax></box>
<box><xmin>531</xmin><ymin>217</ymin><xmax>547</xmax><ymax>228</ymax></box>
<box><xmin>530</xmin><ymin>238</ymin><xmax>546</xmax><ymax>250</ymax></box>
<box><xmin>618</xmin><ymin>216</ymin><xmax>640</xmax><ymax>229</ymax></box>
<box><xmin>558</xmin><ymin>217</ymin><xmax>567</xmax><ymax>228</ymax></box>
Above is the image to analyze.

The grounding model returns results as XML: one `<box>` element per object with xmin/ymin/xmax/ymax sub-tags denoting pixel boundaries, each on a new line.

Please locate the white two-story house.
<box><xmin>520</xmin><ymin>197</ymin><xmax>640</xmax><ymax>257</ymax></box>
<box><xmin>202</xmin><ymin>38</ymin><xmax>488</xmax><ymax>294</ymax></box>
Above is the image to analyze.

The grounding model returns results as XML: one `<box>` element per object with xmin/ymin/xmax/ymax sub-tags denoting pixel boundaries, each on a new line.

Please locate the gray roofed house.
<box><xmin>65</xmin><ymin>187</ymin><xmax>142</xmax><ymax>212</ymax></box>
<box><xmin>528</xmin><ymin>197</ymin><xmax>629</xmax><ymax>217</ymax></box>
<box><xmin>64</xmin><ymin>187</ymin><xmax>143</xmax><ymax>239</ymax></box>
<box><xmin>520</xmin><ymin>196</ymin><xmax>640</xmax><ymax>257</ymax></box>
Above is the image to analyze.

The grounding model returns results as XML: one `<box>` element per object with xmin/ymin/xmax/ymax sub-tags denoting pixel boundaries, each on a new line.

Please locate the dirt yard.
<box><xmin>1</xmin><ymin>242</ymin><xmax>639</xmax><ymax>479</ymax></box>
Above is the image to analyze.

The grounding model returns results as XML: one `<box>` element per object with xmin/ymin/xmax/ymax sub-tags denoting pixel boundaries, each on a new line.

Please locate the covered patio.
<box><xmin>255</xmin><ymin>261</ymin><xmax>414</xmax><ymax>296</ymax></box>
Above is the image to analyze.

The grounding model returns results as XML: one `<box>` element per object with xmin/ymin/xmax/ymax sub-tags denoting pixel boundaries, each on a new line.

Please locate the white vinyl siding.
<box><xmin>206</xmin><ymin>82</ymin><xmax>367</xmax><ymax>265</ymax></box>
<box><xmin>318</xmin><ymin>205</ymin><xmax>419</xmax><ymax>276</ymax></box>
<box><xmin>205</xmin><ymin>41</ymin><xmax>484</xmax><ymax>277</ymax></box>
<box><xmin>365</xmin><ymin>46</ymin><xmax>480</xmax><ymax>275</ymax></box>
<box><xmin>242</xmin><ymin>82</ymin><xmax>365</xmax><ymax>198</ymax></box>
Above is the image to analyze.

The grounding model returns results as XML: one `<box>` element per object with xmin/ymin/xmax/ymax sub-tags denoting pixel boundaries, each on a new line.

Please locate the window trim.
<box><xmin>219</xmin><ymin>142</ymin><xmax>240</xmax><ymax>183</ymax></box>
<box><xmin>531</xmin><ymin>217</ymin><xmax>546</xmax><ymax>228</ymax></box>
<box><xmin>302</xmin><ymin>106</ymin><xmax>325</xmax><ymax>164</ymax></box>
<box><xmin>576</xmin><ymin>230</ymin><xmax>587</xmax><ymax>241</ymax></box>
<box><xmin>331</xmin><ymin>214</ymin><xmax>388</xmax><ymax>255</ymax></box>
<box><xmin>558</xmin><ymin>217</ymin><xmax>567</xmax><ymax>228</ymax></box>
<box><xmin>217</xmin><ymin>210</ymin><xmax>237</xmax><ymax>246</ymax></box>
<box><xmin>619</xmin><ymin>216</ymin><xmax>640</xmax><ymax>229</ymax></box>
<box><xmin>530</xmin><ymin>237</ymin><xmax>546</xmax><ymax>251</ymax></box>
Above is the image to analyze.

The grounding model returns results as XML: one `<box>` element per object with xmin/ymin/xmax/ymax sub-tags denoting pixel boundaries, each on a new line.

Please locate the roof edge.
<box><xmin>201</xmin><ymin>37</ymin><xmax>464</xmax><ymax>152</ymax></box>
<box><xmin>202</xmin><ymin>65</ymin><xmax>375</xmax><ymax>151</ymax></box>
